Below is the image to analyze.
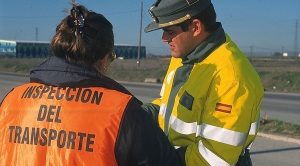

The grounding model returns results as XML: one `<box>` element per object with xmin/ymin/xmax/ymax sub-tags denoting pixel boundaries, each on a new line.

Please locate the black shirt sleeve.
<box><xmin>115</xmin><ymin>98</ymin><xmax>181</xmax><ymax>166</ymax></box>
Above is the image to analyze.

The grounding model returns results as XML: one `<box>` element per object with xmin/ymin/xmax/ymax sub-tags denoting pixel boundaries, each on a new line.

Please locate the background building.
<box><xmin>0</xmin><ymin>40</ymin><xmax>146</xmax><ymax>59</ymax></box>
<box><xmin>0</xmin><ymin>40</ymin><xmax>17</xmax><ymax>57</ymax></box>
<box><xmin>0</xmin><ymin>40</ymin><xmax>51</xmax><ymax>58</ymax></box>
<box><xmin>16</xmin><ymin>41</ymin><xmax>51</xmax><ymax>58</ymax></box>
<box><xmin>114</xmin><ymin>44</ymin><xmax>146</xmax><ymax>59</ymax></box>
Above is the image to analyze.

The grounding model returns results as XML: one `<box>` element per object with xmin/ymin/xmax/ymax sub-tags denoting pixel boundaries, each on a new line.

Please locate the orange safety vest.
<box><xmin>0</xmin><ymin>82</ymin><xmax>132</xmax><ymax>166</ymax></box>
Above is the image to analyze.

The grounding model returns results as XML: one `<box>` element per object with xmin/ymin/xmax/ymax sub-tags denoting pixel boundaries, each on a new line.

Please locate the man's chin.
<box><xmin>171</xmin><ymin>53</ymin><xmax>182</xmax><ymax>58</ymax></box>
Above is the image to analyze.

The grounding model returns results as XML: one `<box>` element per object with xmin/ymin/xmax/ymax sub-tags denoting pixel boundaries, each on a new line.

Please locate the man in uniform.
<box><xmin>142</xmin><ymin>0</ymin><xmax>264</xmax><ymax>165</ymax></box>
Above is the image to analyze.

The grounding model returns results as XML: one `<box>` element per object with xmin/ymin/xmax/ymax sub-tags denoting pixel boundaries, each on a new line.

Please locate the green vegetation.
<box><xmin>258</xmin><ymin>71</ymin><xmax>300</xmax><ymax>93</ymax></box>
<box><xmin>106</xmin><ymin>58</ymin><xmax>170</xmax><ymax>83</ymax></box>
<box><xmin>1</xmin><ymin>57</ymin><xmax>300</xmax><ymax>93</ymax></box>
<box><xmin>0</xmin><ymin>57</ymin><xmax>46</xmax><ymax>73</ymax></box>
<box><xmin>260</xmin><ymin>119</ymin><xmax>300</xmax><ymax>139</ymax></box>
<box><xmin>1</xmin><ymin>57</ymin><xmax>300</xmax><ymax>139</ymax></box>
<box><xmin>108</xmin><ymin>58</ymin><xmax>300</xmax><ymax>94</ymax></box>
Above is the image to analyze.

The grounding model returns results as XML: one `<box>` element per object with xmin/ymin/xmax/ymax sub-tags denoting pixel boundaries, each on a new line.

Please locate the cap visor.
<box><xmin>144</xmin><ymin>22</ymin><xmax>162</xmax><ymax>33</ymax></box>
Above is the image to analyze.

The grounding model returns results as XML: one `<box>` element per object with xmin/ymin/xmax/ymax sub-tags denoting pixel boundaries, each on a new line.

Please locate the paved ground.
<box><xmin>251</xmin><ymin>134</ymin><xmax>300</xmax><ymax>166</ymax></box>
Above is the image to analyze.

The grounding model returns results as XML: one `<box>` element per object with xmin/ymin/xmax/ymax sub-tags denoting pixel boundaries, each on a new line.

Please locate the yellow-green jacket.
<box><xmin>142</xmin><ymin>23</ymin><xmax>264</xmax><ymax>166</ymax></box>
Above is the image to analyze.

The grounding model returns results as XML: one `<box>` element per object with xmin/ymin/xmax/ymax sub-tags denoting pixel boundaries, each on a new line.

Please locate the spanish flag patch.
<box><xmin>215</xmin><ymin>103</ymin><xmax>232</xmax><ymax>113</ymax></box>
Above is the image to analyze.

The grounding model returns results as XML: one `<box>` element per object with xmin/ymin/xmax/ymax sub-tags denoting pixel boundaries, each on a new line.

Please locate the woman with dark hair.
<box><xmin>0</xmin><ymin>2</ymin><xmax>180</xmax><ymax>166</ymax></box>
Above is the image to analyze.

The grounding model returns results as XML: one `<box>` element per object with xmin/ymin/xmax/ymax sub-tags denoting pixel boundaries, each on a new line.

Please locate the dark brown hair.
<box><xmin>50</xmin><ymin>2</ymin><xmax>114</xmax><ymax>65</ymax></box>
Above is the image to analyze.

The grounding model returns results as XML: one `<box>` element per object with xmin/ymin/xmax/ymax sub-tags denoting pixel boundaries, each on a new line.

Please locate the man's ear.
<box><xmin>191</xmin><ymin>19</ymin><xmax>202</xmax><ymax>36</ymax></box>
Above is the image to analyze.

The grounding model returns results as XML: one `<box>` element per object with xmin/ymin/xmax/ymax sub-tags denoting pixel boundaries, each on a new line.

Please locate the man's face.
<box><xmin>162</xmin><ymin>25</ymin><xmax>195</xmax><ymax>58</ymax></box>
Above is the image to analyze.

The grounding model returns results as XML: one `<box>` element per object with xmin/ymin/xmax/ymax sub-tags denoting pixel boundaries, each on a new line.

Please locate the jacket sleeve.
<box><xmin>141</xmin><ymin>57</ymin><xmax>181</xmax><ymax>123</ymax></box>
<box><xmin>115</xmin><ymin>98</ymin><xmax>181</xmax><ymax>166</ymax></box>
<box><xmin>141</xmin><ymin>98</ymin><xmax>161</xmax><ymax>123</ymax></box>
<box><xmin>183</xmin><ymin>80</ymin><xmax>263</xmax><ymax>165</ymax></box>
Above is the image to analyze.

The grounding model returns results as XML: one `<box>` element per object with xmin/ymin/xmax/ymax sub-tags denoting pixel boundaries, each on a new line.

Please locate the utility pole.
<box><xmin>36</xmin><ymin>27</ymin><xmax>38</xmax><ymax>41</ymax></box>
<box><xmin>294</xmin><ymin>19</ymin><xmax>298</xmax><ymax>57</ymax></box>
<box><xmin>282</xmin><ymin>46</ymin><xmax>284</xmax><ymax>59</ymax></box>
<box><xmin>250</xmin><ymin>45</ymin><xmax>253</xmax><ymax>58</ymax></box>
<box><xmin>137</xmin><ymin>2</ymin><xmax>143</xmax><ymax>67</ymax></box>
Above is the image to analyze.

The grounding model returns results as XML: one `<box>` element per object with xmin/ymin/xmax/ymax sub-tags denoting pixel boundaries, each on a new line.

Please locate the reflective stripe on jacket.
<box><xmin>0</xmin><ymin>82</ymin><xmax>130</xmax><ymax>165</ymax></box>
<box><xmin>143</xmin><ymin>26</ymin><xmax>264</xmax><ymax>165</ymax></box>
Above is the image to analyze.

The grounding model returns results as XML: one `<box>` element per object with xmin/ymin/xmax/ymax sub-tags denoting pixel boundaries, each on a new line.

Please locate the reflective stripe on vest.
<box><xmin>0</xmin><ymin>83</ymin><xmax>132</xmax><ymax>166</ymax></box>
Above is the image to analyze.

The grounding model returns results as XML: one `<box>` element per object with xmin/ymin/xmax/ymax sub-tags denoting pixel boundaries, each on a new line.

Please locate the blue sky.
<box><xmin>0</xmin><ymin>0</ymin><xmax>299</xmax><ymax>56</ymax></box>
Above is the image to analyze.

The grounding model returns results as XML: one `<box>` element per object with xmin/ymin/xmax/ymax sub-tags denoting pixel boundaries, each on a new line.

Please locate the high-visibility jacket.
<box><xmin>143</xmin><ymin>23</ymin><xmax>264</xmax><ymax>165</ymax></box>
<box><xmin>0</xmin><ymin>55</ymin><xmax>180</xmax><ymax>166</ymax></box>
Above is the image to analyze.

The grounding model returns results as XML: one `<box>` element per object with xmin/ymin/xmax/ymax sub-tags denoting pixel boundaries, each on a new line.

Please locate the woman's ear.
<box><xmin>93</xmin><ymin>59</ymin><xmax>103</xmax><ymax>74</ymax></box>
<box><xmin>94</xmin><ymin>54</ymin><xmax>112</xmax><ymax>75</ymax></box>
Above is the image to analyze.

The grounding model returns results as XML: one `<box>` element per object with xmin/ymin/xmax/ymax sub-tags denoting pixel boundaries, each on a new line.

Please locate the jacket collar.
<box><xmin>182</xmin><ymin>22</ymin><xmax>226</xmax><ymax>64</ymax></box>
<box><xmin>30</xmin><ymin>56</ymin><xmax>138</xmax><ymax>102</ymax></box>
